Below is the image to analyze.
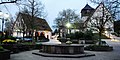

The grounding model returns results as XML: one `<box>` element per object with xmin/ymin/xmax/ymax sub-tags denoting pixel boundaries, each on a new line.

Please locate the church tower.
<box><xmin>81</xmin><ymin>4</ymin><xmax>95</xmax><ymax>19</ymax></box>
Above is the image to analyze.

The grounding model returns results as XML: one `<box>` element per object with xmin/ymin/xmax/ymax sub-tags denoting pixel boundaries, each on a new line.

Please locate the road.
<box><xmin>9</xmin><ymin>39</ymin><xmax>120</xmax><ymax>60</ymax></box>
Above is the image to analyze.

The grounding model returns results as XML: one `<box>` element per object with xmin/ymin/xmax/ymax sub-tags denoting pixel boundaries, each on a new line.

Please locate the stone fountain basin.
<box><xmin>41</xmin><ymin>44</ymin><xmax>84</xmax><ymax>54</ymax></box>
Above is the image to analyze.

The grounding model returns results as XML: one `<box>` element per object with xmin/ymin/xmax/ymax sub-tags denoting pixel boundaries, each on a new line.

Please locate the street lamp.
<box><xmin>0</xmin><ymin>11</ymin><xmax>9</xmax><ymax>44</ymax></box>
<box><xmin>0</xmin><ymin>11</ymin><xmax>9</xmax><ymax>31</ymax></box>
<box><xmin>66</xmin><ymin>22</ymin><xmax>71</xmax><ymax>34</ymax></box>
<box><xmin>66</xmin><ymin>22</ymin><xmax>71</xmax><ymax>28</ymax></box>
<box><xmin>65</xmin><ymin>22</ymin><xmax>72</xmax><ymax>44</ymax></box>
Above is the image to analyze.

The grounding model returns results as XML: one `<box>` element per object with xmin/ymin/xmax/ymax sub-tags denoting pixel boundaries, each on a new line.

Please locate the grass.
<box><xmin>20</xmin><ymin>42</ymin><xmax>33</xmax><ymax>45</ymax></box>
<box><xmin>93</xmin><ymin>33</ymin><xmax>110</xmax><ymax>39</ymax></box>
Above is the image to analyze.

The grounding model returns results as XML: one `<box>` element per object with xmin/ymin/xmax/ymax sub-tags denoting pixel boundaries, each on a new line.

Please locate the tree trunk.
<box><xmin>98</xmin><ymin>31</ymin><xmax>102</xmax><ymax>45</ymax></box>
<box><xmin>58</xmin><ymin>28</ymin><xmax>61</xmax><ymax>37</ymax></box>
<box><xmin>32</xmin><ymin>30</ymin><xmax>35</xmax><ymax>44</ymax></box>
<box><xmin>23</xmin><ymin>31</ymin><xmax>25</xmax><ymax>41</ymax></box>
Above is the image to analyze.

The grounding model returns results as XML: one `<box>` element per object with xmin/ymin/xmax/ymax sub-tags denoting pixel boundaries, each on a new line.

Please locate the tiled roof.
<box><xmin>16</xmin><ymin>13</ymin><xmax>52</xmax><ymax>31</ymax></box>
<box><xmin>82</xmin><ymin>4</ymin><xmax>94</xmax><ymax>10</ymax></box>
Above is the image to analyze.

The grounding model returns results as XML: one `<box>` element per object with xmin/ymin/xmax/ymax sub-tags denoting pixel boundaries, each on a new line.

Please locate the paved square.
<box><xmin>9</xmin><ymin>39</ymin><xmax>120</xmax><ymax>60</ymax></box>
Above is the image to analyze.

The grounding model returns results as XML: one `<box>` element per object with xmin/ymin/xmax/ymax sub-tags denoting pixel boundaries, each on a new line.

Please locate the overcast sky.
<box><xmin>0</xmin><ymin>0</ymin><xmax>98</xmax><ymax>31</ymax></box>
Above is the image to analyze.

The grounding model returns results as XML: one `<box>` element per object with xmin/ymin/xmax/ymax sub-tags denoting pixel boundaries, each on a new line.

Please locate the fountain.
<box><xmin>41</xmin><ymin>35</ymin><xmax>84</xmax><ymax>54</ymax></box>
<box><xmin>42</xmin><ymin>35</ymin><xmax>61</xmax><ymax>45</ymax></box>
<box><xmin>33</xmin><ymin>35</ymin><xmax>95</xmax><ymax>58</ymax></box>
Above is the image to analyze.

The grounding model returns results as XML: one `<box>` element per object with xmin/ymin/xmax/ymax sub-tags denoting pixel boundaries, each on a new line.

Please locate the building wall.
<box><xmin>86</xmin><ymin>3</ymin><xmax>114</xmax><ymax>33</ymax></box>
<box><xmin>13</xmin><ymin>31</ymin><xmax>23</xmax><ymax>37</ymax></box>
<box><xmin>12</xmin><ymin>30</ymin><xmax>52</xmax><ymax>39</ymax></box>
<box><xmin>13</xmin><ymin>13</ymin><xmax>52</xmax><ymax>39</ymax></box>
<box><xmin>37</xmin><ymin>30</ymin><xmax>52</xmax><ymax>39</ymax></box>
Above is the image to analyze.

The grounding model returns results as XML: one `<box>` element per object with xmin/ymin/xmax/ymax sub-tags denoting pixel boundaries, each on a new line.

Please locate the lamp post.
<box><xmin>66</xmin><ymin>22</ymin><xmax>71</xmax><ymax>34</ymax></box>
<box><xmin>66</xmin><ymin>22</ymin><xmax>72</xmax><ymax>44</ymax></box>
<box><xmin>0</xmin><ymin>12</ymin><xmax>9</xmax><ymax>31</ymax></box>
<box><xmin>0</xmin><ymin>11</ymin><xmax>9</xmax><ymax>44</ymax></box>
<box><xmin>2</xmin><ymin>18</ymin><xmax>4</xmax><ymax>32</ymax></box>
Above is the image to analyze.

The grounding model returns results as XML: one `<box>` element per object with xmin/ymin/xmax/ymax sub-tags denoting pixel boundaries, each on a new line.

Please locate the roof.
<box><xmin>81</xmin><ymin>4</ymin><xmax>94</xmax><ymax>10</ymax></box>
<box><xmin>15</xmin><ymin>13</ymin><xmax>52</xmax><ymax>31</ymax></box>
<box><xmin>84</xmin><ymin>3</ymin><xmax>111</xmax><ymax>26</ymax></box>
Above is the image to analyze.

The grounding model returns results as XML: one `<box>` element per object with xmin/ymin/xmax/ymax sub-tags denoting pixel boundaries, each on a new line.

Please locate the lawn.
<box><xmin>93</xmin><ymin>33</ymin><xmax>110</xmax><ymax>39</ymax></box>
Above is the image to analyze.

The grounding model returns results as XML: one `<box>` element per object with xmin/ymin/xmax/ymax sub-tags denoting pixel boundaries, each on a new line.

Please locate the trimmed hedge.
<box><xmin>85</xmin><ymin>45</ymin><xmax>113</xmax><ymax>51</ymax></box>
<box><xmin>1</xmin><ymin>44</ymin><xmax>42</xmax><ymax>53</ymax></box>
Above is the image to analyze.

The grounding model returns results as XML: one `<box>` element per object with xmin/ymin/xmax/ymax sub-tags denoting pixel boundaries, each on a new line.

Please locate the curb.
<box><xmin>32</xmin><ymin>52</ymin><xmax>95</xmax><ymax>58</ymax></box>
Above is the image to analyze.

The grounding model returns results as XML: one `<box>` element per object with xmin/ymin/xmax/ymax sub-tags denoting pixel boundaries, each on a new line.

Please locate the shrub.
<box><xmin>85</xmin><ymin>44</ymin><xmax>113</xmax><ymax>51</ymax></box>
<box><xmin>6</xmin><ymin>36</ymin><xmax>16</xmax><ymax>40</ymax></box>
<box><xmin>66</xmin><ymin>32</ymin><xmax>84</xmax><ymax>40</ymax></box>
<box><xmin>66</xmin><ymin>30</ymin><xmax>98</xmax><ymax>44</ymax></box>
<box><xmin>84</xmin><ymin>30</ymin><xmax>94</xmax><ymax>40</ymax></box>
<box><xmin>75</xmin><ymin>32</ymin><xmax>84</xmax><ymax>39</ymax></box>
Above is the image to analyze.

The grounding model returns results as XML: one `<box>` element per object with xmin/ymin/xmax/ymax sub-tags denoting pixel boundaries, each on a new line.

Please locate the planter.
<box><xmin>0</xmin><ymin>49</ymin><xmax>10</xmax><ymax>60</ymax></box>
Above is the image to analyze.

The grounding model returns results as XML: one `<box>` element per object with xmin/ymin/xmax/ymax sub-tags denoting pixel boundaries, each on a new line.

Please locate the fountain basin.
<box><xmin>41</xmin><ymin>44</ymin><xmax>84</xmax><ymax>54</ymax></box>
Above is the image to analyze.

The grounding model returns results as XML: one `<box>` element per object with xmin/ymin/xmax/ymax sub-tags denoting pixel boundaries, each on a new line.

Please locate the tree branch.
<box><xmin>0</xmin><ymin>0</ymin><xmax>18</xmax><ymax>4</ymax></box>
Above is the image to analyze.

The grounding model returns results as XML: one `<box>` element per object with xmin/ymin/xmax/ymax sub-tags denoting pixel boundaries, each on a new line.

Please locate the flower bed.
<box><xmin>2</xmin><ymin>39</ymin><xmax>17</xmax><ymax>44</ymax></box>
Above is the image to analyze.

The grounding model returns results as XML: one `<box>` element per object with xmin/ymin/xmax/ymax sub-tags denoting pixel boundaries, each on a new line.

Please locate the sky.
<box><xmin>0</xmin><ymin>0</ymin><xmax>98</xmax><ymax>31</ymax></box>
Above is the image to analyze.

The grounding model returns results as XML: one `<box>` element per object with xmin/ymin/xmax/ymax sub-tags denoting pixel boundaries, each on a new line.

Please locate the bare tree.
<box><xmin>18</xmin><ymin>0</ymin><xmax>46</xmax><ymax>44</ymax></box>
<box><xmin>90</xmin><ymin>0</ymin><xmax>120</xmax><ymax>20</ymax></box>
<box><xmin>19</xmin><ymin>0</ymin><xmax>46</xmax><ymax>18</ymax></box>
<box><xmin>5</xmin><ymin>19</ymin><xmax>14</xmax><ymax>36</ymax></box>
<box><xmin>87</xmin><ymin>3</ymin><xmax>113</xmax><ymax>45</ymax></box>
<box><xmin>54</xmin><ymin>9</ymin><xmax>81</xmax><ymax>37</ymax></box>
<box><xmin>54</xmin><ymin>9</ymin><xmax>81</xmax><ymax>28</ymax></box>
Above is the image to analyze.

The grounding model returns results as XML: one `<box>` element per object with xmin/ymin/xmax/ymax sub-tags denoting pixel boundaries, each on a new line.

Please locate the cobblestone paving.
<box><xmin>9</xmin><ymin>39</ymin><xmax>120</xmax><ymax>60</ymax></box>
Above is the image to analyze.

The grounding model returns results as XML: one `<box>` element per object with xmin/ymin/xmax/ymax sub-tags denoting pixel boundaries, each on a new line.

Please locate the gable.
<box><xmin>85</xmin><ymin>3</ymin><xmax>113</xmax><ymax>30</ymax></box>
<box><xmin>13</xmin><ymin>13</ymin><xmax>26</xmax><ymax>31</ymax></box>
<box><xmin>13</xmin><ymin>13</ymin><xmax>52</xmax><ymax>31</ymax></box>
